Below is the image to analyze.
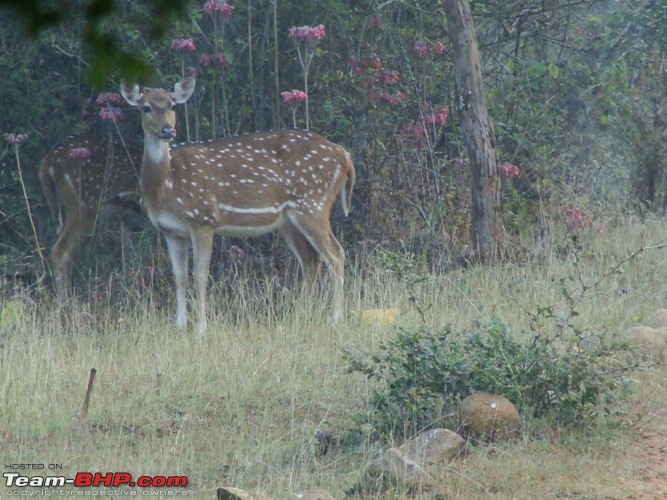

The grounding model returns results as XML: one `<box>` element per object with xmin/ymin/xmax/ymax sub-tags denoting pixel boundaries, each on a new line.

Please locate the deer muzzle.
<box><xmin>158</xmin><ymin>125</ymin><xmax>176</xmax><ymax>141</ymax></box>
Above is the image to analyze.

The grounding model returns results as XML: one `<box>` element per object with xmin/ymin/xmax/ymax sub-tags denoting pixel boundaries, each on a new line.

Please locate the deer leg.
<box><xmin>51</xmin><ymin>225</ymin><xmax>86</xmax><ymax>295</ymax></box>
<box><xmin>287</xmin><ymin>214</ymin><xmax>345</xmax><ymax>322</ymax></box>
<box><xmin>164</xmin><ymin>233</ymin><xmax>190</xmax><ymax>330</ymax></box>
<box><xmin>280</xmin><ymin>221</ymin><xmax>320</xmax><ymax>289</ymax></box>
<box><xmin>280</xmin><ymin>221</ymin><xmax>321</xmax><ymax>315</ymax></box>
<box><xmin>191</xmin><ymin>231</ymin><xmax>214</xmax><ymax>335</ymax></box>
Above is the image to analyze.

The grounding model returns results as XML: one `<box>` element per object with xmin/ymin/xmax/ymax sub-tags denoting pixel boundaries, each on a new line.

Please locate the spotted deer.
<box><xmin>39</xmin><ymin>131</ymin><xmax>142</xmax><ymax>291</ymax></box>
<box><xmin>121</xmin><ymin>75</ymin><xmax>355</xmax><ymax>333</ymax></box>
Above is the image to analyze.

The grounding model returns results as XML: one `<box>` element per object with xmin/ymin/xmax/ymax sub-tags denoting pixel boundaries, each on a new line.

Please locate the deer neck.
<box><xmin>140</xmin><ymin>134</ymin><xmax>172</xmax><ymax>208</ymax></box>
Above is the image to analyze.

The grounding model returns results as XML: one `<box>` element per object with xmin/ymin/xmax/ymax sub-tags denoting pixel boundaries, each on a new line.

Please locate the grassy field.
<box><xmin>1</xmin><ymin>216</ymin><xmax>667</xmax><ymax>498</ymax></box>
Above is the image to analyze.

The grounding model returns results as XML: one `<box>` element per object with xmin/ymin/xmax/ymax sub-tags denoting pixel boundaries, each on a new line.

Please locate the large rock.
<box><xmin>459</xmin><ymin>392</ymin><xmax>521</xmax><ymax>440</ymax></box>
<box><xmin>396</xmin><ymin>428</ymin><xmax>466</xmax><ymax>465</ymax></box>
<box><xmin>363</xmin><ymin>428</ymin><xmax>465</xmax><ymax>489</ymax></box>
<box><xmin>365</xmin><ymin>447</ymin><xmax>432</xmax><ymax>487</ymax></box>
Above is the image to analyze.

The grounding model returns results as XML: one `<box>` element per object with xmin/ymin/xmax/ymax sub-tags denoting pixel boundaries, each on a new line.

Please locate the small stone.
<box><xmin>216</xmin><ymin>487</ymin><xmax>272</xmax><ymax>500</ymax></box>
<box><xmin>291</xmin><ymin>489</ymin><xmax>334</xmax><ymax>500</ymax></box>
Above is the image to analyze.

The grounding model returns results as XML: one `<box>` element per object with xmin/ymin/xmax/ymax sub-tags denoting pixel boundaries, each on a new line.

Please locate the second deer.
<box><xmin>121</xmin><ymin>75</ymin><xmax>355</xmax><ymax>333</ymax></box>
<box><xmin>39</xmin><ymin>131</ymin><xmax>142</xmax><ymax>291</ymax></box>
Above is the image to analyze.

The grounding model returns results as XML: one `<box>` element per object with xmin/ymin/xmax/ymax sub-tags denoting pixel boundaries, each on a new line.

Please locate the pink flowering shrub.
<box><xmin>425</xmin><ymin>108</ymin><xmax>449</xmax><ymax>126</ymax></box>
<box><xmin>379</xmin><ymin>92</ymin><xmax>406</xmax><ymax>105</ymax></box>
<box><xmin>282</xmin><ymin>90</ymin><xmax>308</xmax><ymax>127</ymax></box>
<box><xmin>69</xmin><ymin>147</ymin><xmax>92</xmax><ymax>159</ymax></box>
<box><xmin>227</xmin><ymin>245</ymin><xmax>245</xmax><ymax>260</ymax></box>
<box><xmin>170</xmin><ymin>38</ymin><xmax>196</xmax><ymax>51</ymax></box>
<box><xmin>400</xmin><ymin>108</ymin><xmax>449</xmax><ymax>147</ymax></box>
<box><xmin>413</xmin><ymin>40</ymin><xmax>445</xmax><ymax>58</ymax></box>
<box><xmin>4</xmin><ymin>133</ymin><xmax>28</xmax><ymax>145</ymax></box>
<box><xmin>560</xmin><ymin>207</ymin><xmax>591</xmax><ymax>231</ymax></box>
<box><xmin>499</xmin><ymin>163</ymin><xmax>521</xmax><ymax>178</ymax></box>
<box><xmin>287</xmin><ymin>24</ymin><xmax>325</xmax><ymax>129</ymax></box>
<box><xmin>199</xmin><ymin>53</ymin><xmax>227</xmax><ymax>68</ymax></box>
<box><xmin>281</xmin><ymin>90</ymin><xmax>308</xmax><ymax>104</ymax></box>
<box><xmin>204</xmin><ymin>0</ymin><xmax>234</xmax><ymax>19</ymax></box>
<box><xmin>402</xmin><ymin>122</ymin><xmax>428</xmax><ymax>148</ymax></box>
<box><xmin>288</xmin><ymin>24</ymin><xmax>326</xmax><ymax>42</ymax></box>
<box><xmin>96</xmin><ymin>91</ymin><xmax>124</xmax><ymax>123</ymax></box>
<box><xmin>374</xmin><ymin>71</ymin><xmax>400</xmax><ymax>85</ymax></box>
<box><xmin>413</xmin><ymin>40</ymin><xmax>429</xmax><ymax>58</ymax></box>
<box><xmin>99</xmin><ymin>107</ymin><xmax>124</xmax><ymax>122</ymax></box>
<box><xmin>96</xmin><ymin>93</ymin><xmax>123</xmax><ymax>106</ymax></box>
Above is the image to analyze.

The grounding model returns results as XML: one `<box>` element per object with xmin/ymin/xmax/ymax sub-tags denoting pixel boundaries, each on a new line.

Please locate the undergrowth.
<box><xmin>343</xmin><ymin>242</ymin><xmax>665</xmax><ymax>441</ymax></box>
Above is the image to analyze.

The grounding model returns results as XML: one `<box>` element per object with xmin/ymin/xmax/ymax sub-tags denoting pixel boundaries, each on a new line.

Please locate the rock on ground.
<box><xmin>459</xmin><ymin>392</ymin><xmax>521</xmax><ymax>440</ymax></box>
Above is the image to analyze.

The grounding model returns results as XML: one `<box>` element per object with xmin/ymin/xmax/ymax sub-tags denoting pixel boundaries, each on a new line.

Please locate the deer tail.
<box><xmin>340</xmin><ymin>150</ymin><xmax>356</xmax><ymax>216</ymax></box>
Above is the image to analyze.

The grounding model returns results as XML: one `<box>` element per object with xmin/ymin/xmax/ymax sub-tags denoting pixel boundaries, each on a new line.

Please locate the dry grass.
<box><xmin>1</xmin><ymin>215</ymin><xmax>667</xmax><ymax>498</ymax></box>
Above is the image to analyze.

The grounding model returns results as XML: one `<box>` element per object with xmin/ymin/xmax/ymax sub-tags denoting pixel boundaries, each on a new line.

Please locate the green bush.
<box><xmin>343</xmin><ymin>314</ymin><xmax>630</xmax><ymax>440</ymax></box>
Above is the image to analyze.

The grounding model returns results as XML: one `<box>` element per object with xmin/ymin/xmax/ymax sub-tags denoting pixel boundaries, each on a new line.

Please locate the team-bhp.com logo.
<box><xmin>3</xmin><ymin>467</ymin><xmax>189</xmax><ymax>496</ymax></box>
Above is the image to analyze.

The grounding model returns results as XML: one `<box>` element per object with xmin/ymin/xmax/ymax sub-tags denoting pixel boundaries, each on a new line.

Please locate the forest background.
<box><xmin>0</xmin><ymin>1</ymin><xmax>667</xmax><ymax>496</ymax></box>
<box><xmin>0</xmin><ymin>0</ymin><xmax>664</xmax><ymax>283</ymax></box>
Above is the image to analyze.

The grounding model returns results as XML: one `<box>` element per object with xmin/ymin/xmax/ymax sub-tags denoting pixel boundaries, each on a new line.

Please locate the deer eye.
<box><xmin>142</xmin><ymin>105</ymin><xmax>151</xmax><ymax>113</ymax></box>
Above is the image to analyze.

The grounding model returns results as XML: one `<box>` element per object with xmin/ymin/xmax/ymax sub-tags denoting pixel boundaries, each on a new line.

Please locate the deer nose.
<box><xmin>158</xmin><ymin>125</ymin><xmax>176</xmax><ymax>140</ymax></box>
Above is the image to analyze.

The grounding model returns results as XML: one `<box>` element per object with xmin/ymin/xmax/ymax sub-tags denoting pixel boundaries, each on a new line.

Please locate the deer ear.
<box><xmin>171</xmin><ymin>76</ymin><xmax>196</xmax><ymax>104</ymax></box>
<box><xmin>120</xmin><ymin>81</ymin><xmax>143</xmax><ymax>106</ymax></box>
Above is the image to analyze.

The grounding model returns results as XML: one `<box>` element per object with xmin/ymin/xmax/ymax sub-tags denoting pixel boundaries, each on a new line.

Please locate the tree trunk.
<box><xmin>443</xmin><ymin>0</ymin><xmax>503</xmax><ymax>261</ymax></box>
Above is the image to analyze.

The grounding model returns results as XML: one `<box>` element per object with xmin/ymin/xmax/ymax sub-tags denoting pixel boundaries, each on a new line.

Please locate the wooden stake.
<box><xmin>81</xmin><ymin>368</ymin><xmax>97</xmax><ymax>418</ymax></box>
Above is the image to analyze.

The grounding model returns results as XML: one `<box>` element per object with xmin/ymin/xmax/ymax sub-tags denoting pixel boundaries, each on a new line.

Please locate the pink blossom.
<box><xmin>380</xmin><ymin>94</ymin><xmax>396</xmax><ymax>104</ymax></box>
<box><xmin>413</xmin><ymin>41</ymin><xmax>429</xmax><ymax>58</ymax></box>
<box><xmin>414</xmin><ymin>40</ymin><xmax>446</xmax><ymax>58</ymax></box>
<box><xmin>281</xmin><ymin>90</ymin><xmax>308</xmax><ymax>104</ymax></box>
<box><xmin>99</xmin><ymin>107</ymin><xmax>124</xmax><ymax>122</ymax></box>
<box><xmin>228</xmin><ymin>245</ymin><xmax>244</xmax><ymax>260</ymax></box>
<box><xmin>374</xmin><ymin>71</ymin><xmax>399</xmax><ymax>85</ymax></box>
<box><xmin>380</xmin><ymin>93</ymin><xmax>395</xmax><ymax>105</ymax></box>
<box><xmin>199</xmin><ymin>53</ymin><xmax>227</xmax><ymax>68</ymax></box>
<box><xmin>380</xmin><ymin>92</ymin><xmax>406</xmax><ymax>105</ymax></box>
<box><xmin>425</xmin><ymin>108</ymin><xmax>449</xmax><ymax>126</ymax></box>
<box><xmin>288</xmin><ymin>24</ymin><xmax>326</xmax><ymax>42</ymax></box>
<box><xmin>349</xmin><ymin>57</ymin><xmax>384</xmax><ymax>76</ymax></box>
<box><xmin>402</xmin><ymin>122</ymin><xmax>427</xmax><ymax>147</ymax></box>
<box><xmin>349</xmin><ymin>57</ymin><xmax>368</xmax><ymax>75</ymax></box>
<box><xmin>96</xmin><ymin>93</ymin><xmax>123</xmax><ymax>106</ymax></box>
<box><xmin>368</xmin><ymin>15</ymin><xmax>381</xmax><ymax>28</ymax></box>
<box><xmin>69</xmin><ymin>147</ymin><xmax>92</xmax><ymax>159</ymax></box>
<box><xmin>499</xmin><ymin>162</ymin><xmax>521</xmax><ymax>178</ymax></box>
<box><xmin>4</xmin><ymin>133</ymin><xmax>28</xmax><ymax>144</ymax></box>
<box><xmin>204</xmin><ymin>0</ymin><xmax>234</xmax><ymax>19</ymax></box>
<box><xmin>170</xmin><ymin>38</ymin><xmax>196</xmax><ymax>51</ymax></box>
<box><xmin>560</xmin><ymin>207</ymin><xmax>591</xmax><ymax>230</ymax></box>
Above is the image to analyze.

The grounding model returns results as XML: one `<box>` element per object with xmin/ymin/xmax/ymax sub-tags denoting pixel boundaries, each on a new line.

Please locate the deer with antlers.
<box><xmin>39</xmin><ymin>131</ymin><xmax>142</xmax><ymax>291</ymax></box>
<box><xmin>120</xmin><ymin>75</ymin><xmax>355</xmax><ymax>333</ymax></box>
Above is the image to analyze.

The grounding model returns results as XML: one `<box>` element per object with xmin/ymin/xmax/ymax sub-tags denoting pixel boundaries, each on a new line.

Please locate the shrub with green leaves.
<box><xmin>343</xmin><ymin>315</ymin><xmax>630</xmax><ymax>440</ymax></box>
